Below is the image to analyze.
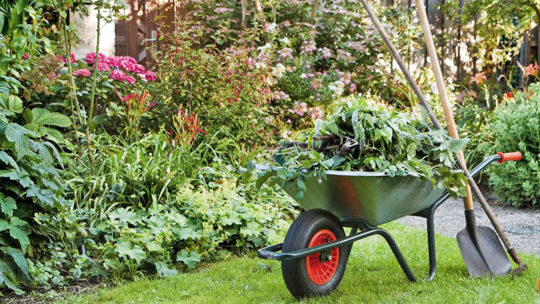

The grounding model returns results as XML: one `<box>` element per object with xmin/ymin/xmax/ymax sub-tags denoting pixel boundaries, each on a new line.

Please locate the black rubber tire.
<box><xmin>281</xmin><ymin>209</ymin><xmax>349</xmax><ymax>298</ymax></box>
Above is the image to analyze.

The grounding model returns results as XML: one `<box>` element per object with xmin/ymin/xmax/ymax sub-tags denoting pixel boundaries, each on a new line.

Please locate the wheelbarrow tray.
<box><xmin>281</xmin><ymin>171</ymin><xmax>444</xmax><ymax>226</ymax></box>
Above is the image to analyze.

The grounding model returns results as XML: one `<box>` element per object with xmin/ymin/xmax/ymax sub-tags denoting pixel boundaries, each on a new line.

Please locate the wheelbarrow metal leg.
<box><xmin>426</xmin><ymin>208</ymin><xmax>437</xmax><ymax>281</ymax></box>
<box><xmin>374</xmin><ymin>229</ymin><xmax>417</xmax><ymax>282</ymax></box>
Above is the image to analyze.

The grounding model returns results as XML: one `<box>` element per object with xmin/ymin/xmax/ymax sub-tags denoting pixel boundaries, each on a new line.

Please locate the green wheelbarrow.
<box><xmin>258</xmin><ymin>153</ymin><xmax>521</xmax><ymax>298</ymax></box>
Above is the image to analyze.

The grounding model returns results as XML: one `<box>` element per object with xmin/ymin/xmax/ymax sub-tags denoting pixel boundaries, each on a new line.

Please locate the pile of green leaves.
<box><xmin>257</xmin><ymin>97</ymin><xmax>468</xmax><ymax>199</ymax></box>
<box><xmin>476</xmin><ymin>84</ymin><xmax>540</xmax><ymax>207</ymax></box>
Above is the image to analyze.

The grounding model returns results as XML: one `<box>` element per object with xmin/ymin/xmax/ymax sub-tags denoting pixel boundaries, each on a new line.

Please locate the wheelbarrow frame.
<box><xmin>258</xmin><ymin>154</ymin><xmax>502</xmax><ymax>282</ymax></box>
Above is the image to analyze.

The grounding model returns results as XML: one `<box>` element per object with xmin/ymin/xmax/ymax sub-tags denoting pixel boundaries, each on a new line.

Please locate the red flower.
<box><xmin>22</xmin><ymin>53</ymin><xmax>29</xmax><ymax>60</ymax></box>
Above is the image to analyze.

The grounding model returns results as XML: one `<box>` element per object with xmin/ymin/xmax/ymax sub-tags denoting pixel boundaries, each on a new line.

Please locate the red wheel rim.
<box><xmin>305</xmin><ymin>229</ymin><xmax>339</xmax><ymax>285</ymax></box>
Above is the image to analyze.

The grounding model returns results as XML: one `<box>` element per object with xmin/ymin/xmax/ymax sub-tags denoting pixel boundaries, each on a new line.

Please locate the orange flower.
<box><xmin>523</xmin><ymin>62</ymin><xmax>540</xmax><ymax>78</ymax></box>
<box><xmin>469</xmin><ymin>72</ymin><xmax>487</xmax><ymax>85</ymax></box>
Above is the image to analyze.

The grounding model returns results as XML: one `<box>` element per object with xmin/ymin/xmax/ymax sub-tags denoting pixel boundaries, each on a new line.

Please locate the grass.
<box><xmin>58</xmin><ymin>223</ymin><xmax>539</xmax><ymax>304</ymax></box>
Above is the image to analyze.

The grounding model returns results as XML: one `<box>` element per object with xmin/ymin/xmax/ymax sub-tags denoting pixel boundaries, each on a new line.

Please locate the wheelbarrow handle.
<box><xmin>496</xmin><ymin>151</ymin><xmax>522</xmax><ymax>163</ymax></box>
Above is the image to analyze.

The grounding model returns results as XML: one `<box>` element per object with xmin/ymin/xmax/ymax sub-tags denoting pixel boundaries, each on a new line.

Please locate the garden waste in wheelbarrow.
<box><xmin>257</xmin><ymin>153</ymin><xmax>521</xmax><ymax>298</ymax></box>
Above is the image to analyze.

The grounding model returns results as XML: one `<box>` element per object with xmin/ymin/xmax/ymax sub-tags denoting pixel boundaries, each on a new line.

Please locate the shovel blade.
<box><xmin>457</xmin><ymin>226</ymin><xmax>511</xmax><ymax>277</ymax></box>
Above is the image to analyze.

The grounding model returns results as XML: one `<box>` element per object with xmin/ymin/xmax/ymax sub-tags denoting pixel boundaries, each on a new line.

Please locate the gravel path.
<box><xmin>397</xmin><ymin>198</ymin><xmax>540</xmax><ymax>256</ymax></box>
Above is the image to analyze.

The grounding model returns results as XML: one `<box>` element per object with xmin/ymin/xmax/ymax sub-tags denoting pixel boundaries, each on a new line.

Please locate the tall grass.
<box><xmin>63</xmin><ymin>130</ymin><xmax>234</xmax><ymax>226</ymax></box>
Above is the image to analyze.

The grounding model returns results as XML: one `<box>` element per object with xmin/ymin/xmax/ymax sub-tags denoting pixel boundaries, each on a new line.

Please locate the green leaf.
<box><xmin>0</xmin><ymin>219</ymin><xmax>9</xmax><ymax>231</ymax></box>
<box><xmin>176</xmin><ymin>250</ymin><xmax>201</xmax><ymax>270</ymax></box>
<box><xmin>177</xmin><ymin>226</ymin><xmax>202</xmax><ymax>241</ymax></box>
<box><xmin>1</xmin><ymin>247</ymin><xmax>29</xmax><ymax>278</ymax></box>
<box><xmin>4</xmin><ymin>123</ymin><xmax>35</xmax><ymax>160</ymax></box>
<box><xmin>154</xmin><ymin>261</ymin><xmax>178</xmax><ymax>278</ymax></box>
<box><xmin>0</xmin><ymin>194</ymin><xmax>16</xmax><ymax>216</ymax></box>
<box><xmin>114</xmin><ymin>240</ymin><xmax>146</xmax><ymax>263</ymax></box>
<box><xmin>0</xmin><ymin>94</ymin><xmax>23</xmax><ymax>113</ymax></box>
<box><xmin>23</xmin><ymin>108</ymin><xmax>71</xmax><ymax>128</ymax></box>
<box><xmin>240</xmin><ymin>221</ymin><xmax>260</xmax><ymax>238</ymax></box>
<box><xmin>9</xmin><ymin>225</ymin><xmax>29</xmax><ymax>252</ymax></box>
<box><xmin>0</xmin><ymin>151</ymin><xmax>18</xmax><ymax>169</ymax></box>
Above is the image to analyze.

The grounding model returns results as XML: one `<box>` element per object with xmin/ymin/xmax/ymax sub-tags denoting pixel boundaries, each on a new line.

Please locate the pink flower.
<box><xmin>119</xmin><ymin>56</ymin><xmax>138</xmax><ymax>72</ymax></box>
<box><xmin>300</xmin><ymin>41</ymin><xmax>317</xmax><ymax>54</ymax></box>
<box><xmin>125</xmin><ymin>75</ymin><xmax>136</xmax><ymax>85</ymax></box>
<box><xmin>105</xmin><ymin>56</ymin><xmax>123</xmax><ymax>67</ymax></box>
<box><xmin>58</xmin><ymin>53</ymin><xmax>76</xmax><ymax>63</ymax></box>
<box><xmin>289</xmin><ymin>101</ymin><xmax>308</xmax><ymax>116</ymax></box>
<box><xmin>132</xmin><ymin>64</ymin><xmax>146</xmax><ymax>74</ymax></box>
<box><xmin>84</xmin><ymin>52</ymin><xmax>105</xmax><ymax>65</ymax></box>
<box><xmin>110</xmin><ymin>69</ymin><xmax>126</xmax><ymax>82</ymax></box>
<box><xmin>320</xmin><ymin>47</ymin><xmax>333</xmax><ymax>59</ymax></box>
<box><xmin>309</xmin><ymin>106</ymin><xmax>324</xmax><ymax>119</ymax></box>
<box><xmin>144</xmin><ymin>71</ymin><xmax>157</xmax><ymax>82</ymax></box>
<box><xmin>214</xmin><ymin>7</ymin><xmax>233</xmax><ymax>13</ymax></box>
<box><xmin>349</xmin><ymin>83</ymin><xmax>357</xmax><ymax>93</ymax></box>
<box><xmin>273</xmin><ymin>91</ymin><xmax>289</xmax><ymax>100</ymax></box>
<box><xmin>73</xmin><ymin>68</ymin><xmax>92</xmax><ymax>77</ymax></box>
<box><xmin>22</xmin><ymin>53</ymin><xmax>29</xmax><ymax>60</ymax></box>
<box><xmin>94</xmin><ymin>62</ymin><xmax>110</xmax><ymax>72</ymax></box>
<box><xmin>278</xmin><ymin>48</ymin><xmax>294</xmax><ymax>61</ymax></box>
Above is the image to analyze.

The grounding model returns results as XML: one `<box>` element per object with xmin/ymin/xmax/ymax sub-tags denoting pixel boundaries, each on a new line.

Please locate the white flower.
<box><xmin>272</xmin><ymin>63</ymin><xmax>287</xmax><ymax>79</ymax></box>
<box><xmin>264</xmin><ymin>23</ymin><xmax>277</xmax><ymax>33</ymax></box>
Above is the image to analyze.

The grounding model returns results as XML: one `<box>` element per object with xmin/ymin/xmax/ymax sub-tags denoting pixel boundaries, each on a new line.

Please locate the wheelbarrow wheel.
<box><xmin>282</xmin><ymin>209</ymin><xmax>349</xmax><ymax>298</ymax></box>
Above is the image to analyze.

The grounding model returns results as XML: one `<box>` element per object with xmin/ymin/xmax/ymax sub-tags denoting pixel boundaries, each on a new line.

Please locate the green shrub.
<box><xmin>0</xmin><ymin>95</ymin><xmax>72</xmax><ymax>293</ymax></box>
<box><xmin>478</xmin><ymin>84</ymin><xmax>540</xmax><ymax>207</ymax></box>
<box><xmin>59</xmin><ymin>130</ymin><xmax>295</xmax><ymax>281</ymax></box>
<box><xmin>149</xmin><ymin>21</ymin><xmax>276</xmax><ymax>151</ymax></box>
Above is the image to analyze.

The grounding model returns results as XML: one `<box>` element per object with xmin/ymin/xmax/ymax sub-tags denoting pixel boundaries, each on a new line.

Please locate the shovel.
<box><xmin>414</xmin><ymin>0</ymin><xmax>511</xmax><ymax>276</ymax></box>
<box><xmin>360</xmin><ymin>0</ymin><xmax>517</xmax><ymax>277</ymax></box>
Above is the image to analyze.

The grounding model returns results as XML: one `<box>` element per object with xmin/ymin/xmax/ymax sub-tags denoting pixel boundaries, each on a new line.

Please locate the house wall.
<box><xmin>71</xmin><ymin>4</ymin><xmax>116</xmax><ymax>59</ymax></box>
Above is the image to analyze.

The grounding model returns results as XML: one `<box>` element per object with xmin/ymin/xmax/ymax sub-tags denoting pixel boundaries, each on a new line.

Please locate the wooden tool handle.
<box><xmin>416</xmin><ymin>1</ymin><xmax>474</xmax><ymax>211</ymax></box>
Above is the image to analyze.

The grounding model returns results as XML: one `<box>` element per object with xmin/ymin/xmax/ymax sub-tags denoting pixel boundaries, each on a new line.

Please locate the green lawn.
<box><xmin>58</xmin><ymin>223</ymin><xmax>540</xmax><ymax>304</ymax></box>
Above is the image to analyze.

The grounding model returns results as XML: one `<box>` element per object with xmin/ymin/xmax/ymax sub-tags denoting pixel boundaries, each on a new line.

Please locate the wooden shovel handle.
<box><xmin>415</xmin><ymin>1</ymin><xmax>474</xmax><ymax>211</ymax></box>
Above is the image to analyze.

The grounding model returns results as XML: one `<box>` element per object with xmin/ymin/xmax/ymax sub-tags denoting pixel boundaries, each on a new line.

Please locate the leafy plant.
<box><xmin>255</xmin><ymin>96</ymin><xmax>468</xmax><ymax>200</ymax></box>
<box><xmin>0</xmin><ymin>94</ymin><xmax>68</xmax><ymax>293</ymax></box>
<box><xmin>476</xmin><ymin>83</ymin><xmax>540</xmax><ymax>207</ymax></box>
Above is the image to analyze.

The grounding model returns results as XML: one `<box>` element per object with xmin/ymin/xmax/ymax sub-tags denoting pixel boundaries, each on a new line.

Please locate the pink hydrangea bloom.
<box><xmin>84</xmin><ymin>52</ymin><xmax>106</xmax><ymax>65</ymax></box>
<box><xmin>125</xmin><ymin>75</ymin><xmax>136</xmax><ymax>85</ymax></box>
<box><xmin>144</xmin><ymin>71</ymin><xmax>157</xmax><ymax>82</ymax></box>
<box><xmin>110</xmin><ymin>69</ymin><xmax>126</xmax><ymax>82</ymax></box>
<box><xmin>105</xmin><ymin>56</ymin><xmax>123</xmax><ymax>67</ymax></box>
<box><xmin>132</xmin><ymin>64</ymin><xmax>146</xmax><ymax>74</ymax></box>
<box><xmin>73</xmin><ymin>68</ymin><xmax>92</xmax><ymax>77</ymax></box>
<box><xmin>94</xmin><ymin>62</ymin><xmax>111</xmax><ymax>72</ymax></box>
<box><xmin>58</xmin><ymin>53</ymin><xmax>77</xmax><ymax>63</ymax></box>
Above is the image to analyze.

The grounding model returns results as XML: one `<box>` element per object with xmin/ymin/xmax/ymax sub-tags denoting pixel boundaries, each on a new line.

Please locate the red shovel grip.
<box><xmin>497</xmin><ymin>151</ymin><xmax>522</xmax><ymax>163</ymax></box>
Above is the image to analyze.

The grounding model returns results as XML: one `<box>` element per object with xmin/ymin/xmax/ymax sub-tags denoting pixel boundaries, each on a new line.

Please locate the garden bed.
<box><xmin>53</xmin><ymin>223</ymin><xmax>539</xmax><ymax>304</ymax></box>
